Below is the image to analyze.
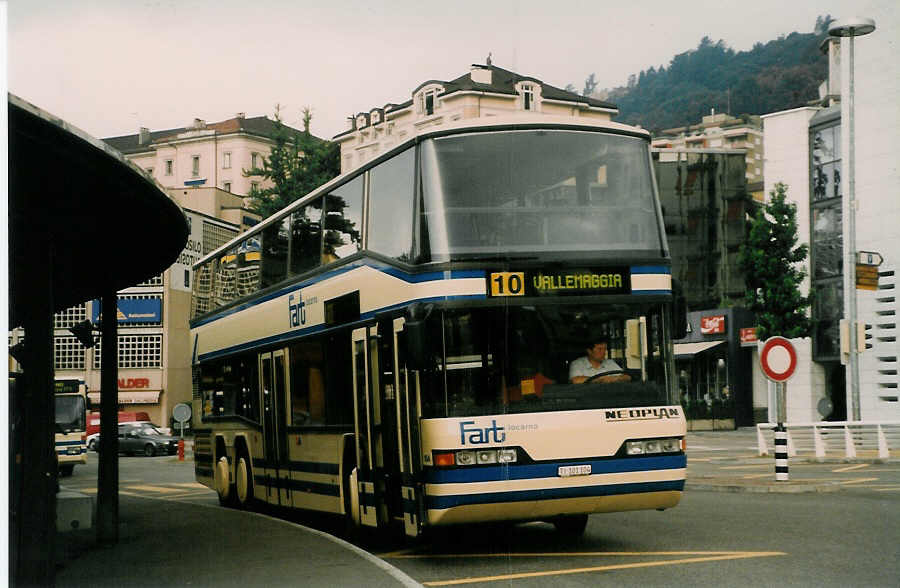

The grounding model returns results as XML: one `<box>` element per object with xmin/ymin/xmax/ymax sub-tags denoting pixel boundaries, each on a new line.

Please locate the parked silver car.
<box><xmin>118</xmin><ymin>423</ymin><xmax>179</xmax><ymax>457</ymax></box>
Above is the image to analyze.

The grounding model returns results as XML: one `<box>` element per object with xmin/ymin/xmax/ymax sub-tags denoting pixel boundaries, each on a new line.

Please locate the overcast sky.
<box><xmin>6</xmin><ymin>0</ymin><xmax>882</xmax><ymax>141</ymax></box>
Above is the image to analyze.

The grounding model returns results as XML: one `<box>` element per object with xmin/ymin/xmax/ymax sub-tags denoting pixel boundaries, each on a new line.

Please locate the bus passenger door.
<box><xmin>393</xmin><ymin>318</ymin><xmax>425</xmax><ymax>538</ymax></box>
<box><xmin>260</xmin><ymin>349</ymin><xmax>290</xmax><ymax>507</ymax></box>
<box><xmin>351</xmin><ymin>326</ymin><xmax>385</xmax><ymax>529</ymax></box>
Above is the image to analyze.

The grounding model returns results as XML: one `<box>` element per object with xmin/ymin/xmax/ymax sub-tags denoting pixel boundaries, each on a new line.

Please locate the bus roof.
<box><xmin>193</xmin><ymin>116</ymin><xmax>651</xmax><ymax>268</ymax></box>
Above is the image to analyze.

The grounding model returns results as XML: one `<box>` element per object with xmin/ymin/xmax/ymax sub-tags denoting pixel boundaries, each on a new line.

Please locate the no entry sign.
<box><xmin>760</xmin><ymin>337</ymin><xmax>797</xmax><ymax>382</ymax></box>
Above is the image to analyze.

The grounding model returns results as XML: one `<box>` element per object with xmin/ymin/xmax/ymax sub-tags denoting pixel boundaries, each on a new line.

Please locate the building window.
<box><xmin>251</xmin><ymin>181</ymin><xmax>260</xmax><ymax>193</ymax></box>
<box><xmin>371</xmin><ymin>111</ymin><xmax>381</xmax><ymax>124</ymax></box>
<box><xmin>522</xmin><ymin>84</ymin><xmax>534</xmax><ymax>110</ymax></box>
<box><xmin>223</xmin><ymin>152</ymin><xmax>231</xmax><ymax>169</ymax></box>
<box><xmin>251</xmin><ymin>152</ymin><xmax>261</xmax><ymax>169</ymax></box>
<box><xmin>192</xmin><ymin>155</ymin><xmax>200</xmax><ymax>177</ymax></box>
<box><xmin>94</xmin><ymin>334</ymin><xmax>163</xmax><ymax>369</ymax></box>
<box><xmin>223</xmin><ymin>181</ymin><xmax>232</xmax><ymax>193</ymax></box>
<box><xmin>810</xmin><ymin>121</ymin><xmax>843</xmax><ymax>361</ymax></box>
<box><xmin>417</xmin><ymin>87</ymin><xmax>441</xmax><ymax>116</ymax></box>
<box><xmin>54</xmin><ymin>304</ymin><xmax>87</xmax><ymax>329</ymax></box>
<box><xmin>54</xmin><ymin>336</ymin><xmax>86</xmax><ymax>370</ymax></box>
<box><xmin>165</xmin><ymin>160</ymin><xmax>173</xmax><ymax>176</ymax></box>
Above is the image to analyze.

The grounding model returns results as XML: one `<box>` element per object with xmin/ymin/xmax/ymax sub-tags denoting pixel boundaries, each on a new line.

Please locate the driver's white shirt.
<box><xmin>568</xmin><ymin>357</ymin><xmax>623</xmax><ymax>381</ymax></box>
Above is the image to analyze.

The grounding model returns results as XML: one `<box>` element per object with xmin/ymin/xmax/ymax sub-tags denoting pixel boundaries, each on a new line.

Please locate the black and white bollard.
<box><xmin>774</xmin><ymin>424</ymin><xmax>789</xmax><ymax>481</ymax></box>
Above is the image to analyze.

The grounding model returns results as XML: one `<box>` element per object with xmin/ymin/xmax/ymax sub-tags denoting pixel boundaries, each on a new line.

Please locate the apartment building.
<box><xmin>333</xmin><ymin>62</ymin><xmax>619</xmax><ymax>172</ymax></box>
<box><xmin>652</xmin><ymin>112</ymin><xmax>764</xmax><ymax>194</ymax></box>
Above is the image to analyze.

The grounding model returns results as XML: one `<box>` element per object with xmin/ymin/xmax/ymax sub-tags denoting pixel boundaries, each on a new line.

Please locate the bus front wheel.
<box><xmin>553</xmin><ymin>514</ymin><xmax>589</xmax><ymax>536</ymax></box>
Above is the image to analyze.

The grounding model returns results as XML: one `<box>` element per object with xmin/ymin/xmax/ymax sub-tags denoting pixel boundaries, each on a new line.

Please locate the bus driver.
<box><xmin>569</xmin><ymin>339</ymin><xmax>631</xmax><ymax>384</ymax></box>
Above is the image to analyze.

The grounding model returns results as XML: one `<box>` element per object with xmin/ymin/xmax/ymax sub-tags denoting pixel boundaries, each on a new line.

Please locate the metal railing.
<box><xmin>757</xmin><ymin>421</ymin><xmax>900</xmax><ymax>460</ymax></box>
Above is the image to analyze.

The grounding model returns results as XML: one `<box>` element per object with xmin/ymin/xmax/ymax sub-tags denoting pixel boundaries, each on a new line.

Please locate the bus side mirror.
<box><xmin>672</xmin><ymin>279</ymin><xmax>688</xmax><ymax>340</ymax></box>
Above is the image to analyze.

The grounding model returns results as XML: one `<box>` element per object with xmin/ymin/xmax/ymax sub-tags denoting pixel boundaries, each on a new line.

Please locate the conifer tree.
<box><xmin>737</xmin><ymin>182</ymin><xmax>812</xmax><ymax>339</ymax></box>
<box><xmin>245</xmin><ymin>105</ymin><xmax>340</xmax><ymax>219</ymax></box>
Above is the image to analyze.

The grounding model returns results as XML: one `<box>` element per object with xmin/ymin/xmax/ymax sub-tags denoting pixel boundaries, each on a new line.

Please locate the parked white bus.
<box><xmin>55</xmin><ymin>379</ymin><xmax>88</xmax><ymax>476</ymax></box>
<box><xmin>190</xmin><ymin>115</ymin><xmax>687</xmax><ymax>538</ymax></box>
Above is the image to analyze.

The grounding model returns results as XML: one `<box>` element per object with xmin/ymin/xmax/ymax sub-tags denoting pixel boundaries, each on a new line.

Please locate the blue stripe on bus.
<box><xmin>632</xmin><ymin>289</ymin><xmax>672</xmax><ymax>295</ymax></box>
<box><xmin>56</xmin><ymin>448</ymin><xmax>86</xmax><ymax>455</ymax></box>
<box><xmin>55</xmin><ymin>440</ymin><xmax>86</xmax><ymax>446</ymax></box>
<box><xmin>630</xmin><ymin>266</ymin><xmax>670</xmax><ymax>274</ymax></box>
<box><xmin>196</xmin><ymin>293</ymin><xmax>485</xmax><ymax>363</ymax></box>
<box><xmin>424</xmin><ymin>455</ymin><xmax>685</xmax><ymax>484</ymax></box>
<box><xmin>252</xmin><ymin>458</ymin><xmax>340</xmax><ymax>476</ymax></box>
<box><xmin>253</xmin><ymin>474</ymin><xmax>341</xmax><ymax>497</ymax></box>
<box><xmin>426</xmin><ymin>479</ymin><xmax>685</xmax><ymax>510</ymax></box>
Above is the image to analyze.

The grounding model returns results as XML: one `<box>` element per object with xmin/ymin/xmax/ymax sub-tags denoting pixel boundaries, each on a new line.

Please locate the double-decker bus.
<box><xmin>190</xmin><ymin>115</ymin><xmax>687</xmax><ymax>538</ymax></box>
<box><xmin>55</xmin><ymin>379</ymin><xmax>88</xmax><ymax>476</ymax></box>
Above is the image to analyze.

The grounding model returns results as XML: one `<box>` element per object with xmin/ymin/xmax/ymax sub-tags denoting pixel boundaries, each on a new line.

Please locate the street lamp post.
<box><xmin>828</xmin><ymin>17</ymin><xmax>876</xmax><ymax>422</ymax></box>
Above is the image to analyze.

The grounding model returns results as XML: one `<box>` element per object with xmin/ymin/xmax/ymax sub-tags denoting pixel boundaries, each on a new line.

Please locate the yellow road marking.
<box><xmin>742</xmin><ymin>473</ymin><xmax>774</xmax><ymax>479</ymax></box>
<box><xmin>418</xmin><ymin>552</ymin><xmax>785</xmax><ymax>586</ymax></box>
<box><xmin>167</xmin><ymin>482</ymin><xmax>209</xmax><ymax>488</ymax></box>
<box><xmin>385</xmin><ymin>550</ymin><xmax>774</xmax><ymax>559</ymax></box>
<box><xmin>836</xmin><ymin>477</ymin><xmax>879</xmax><ymax>485</ymax></box>
<box><xmin>832</xmin><ymin>464</ymin><xmax>870</xmax><ymax>473</ymax></box>
<box><xmin>874</xmin><ymin>487</ymin><xmax>900</xmax><ymax>492</ymax></box>
<box><xmin>687</xmin><ymin>458</ymin><xmax>712</xmax><ymax>462</ymax></box>
<box><xmin>720</xmin><ymin>464</ymin><xmax>771</xmax><ymax>470</ymax></box>
<box><xmin>125</xmin><ymin>484</ymin><xmax>181</xmax><ymax>493</ymax></box>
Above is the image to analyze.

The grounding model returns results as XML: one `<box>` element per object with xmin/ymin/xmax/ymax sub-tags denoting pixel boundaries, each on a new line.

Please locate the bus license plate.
<box><xmin>68</xmin><ymin>448</ymin><xmax>80</xmax><ymax>455</ymax></box>
<box><xmin>558</xmin><ymin>465</ymin><xmax>591</xmax><ymax>477</ymax></box>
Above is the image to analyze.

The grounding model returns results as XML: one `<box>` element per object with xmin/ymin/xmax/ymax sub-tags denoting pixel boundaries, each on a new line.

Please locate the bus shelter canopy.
<box><xmin>8</xmin><ymin>94</ymin><xmax>188</xmax><ymax>328</ymax></box>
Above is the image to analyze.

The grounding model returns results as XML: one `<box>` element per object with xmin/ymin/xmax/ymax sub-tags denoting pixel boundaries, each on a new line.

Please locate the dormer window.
<box><xmin>516</xmin><ymin>81</ymin><xmax>541</xmax><ymax>112</ymax></box>
<box><xmin>416</xmin><ymin>85</ymin><xmax>443</xmax><ymax>117</ymax></box>
<box><xmin>356</xmin><ymin>114</ymin><xmax>367</xmax><ymax>129</ymax></box>
<box><xmin>522</xmin><ymin>84</ymin><xmax>534</xmax><ymax>110</ymax></box>
<box><xmin>371</xmin><ymin>110</ymin><xmax>381</xmax><ymax>124</ymax></box>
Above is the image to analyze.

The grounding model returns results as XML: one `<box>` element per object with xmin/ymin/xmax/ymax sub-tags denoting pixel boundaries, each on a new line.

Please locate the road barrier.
<box><xmin>757</xmin><ymin>421</ymin><xmax>900</xmax><ymax>460</ymax></box>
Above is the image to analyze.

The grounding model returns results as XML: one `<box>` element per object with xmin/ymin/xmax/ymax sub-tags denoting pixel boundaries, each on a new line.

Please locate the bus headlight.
<box><xmin>626</xmin><ymin>437</ymin><xmax>683</xmax><ymax>456</ymax></box>
<box><xmin>433</xmin><ymin>448</ymin><xmax>518</xmax><ymax>467</ymax></box>
<box><xmin>456</xmin><ymin>451</ymin><xmax>476</xmax><ymax>466</ymax></box>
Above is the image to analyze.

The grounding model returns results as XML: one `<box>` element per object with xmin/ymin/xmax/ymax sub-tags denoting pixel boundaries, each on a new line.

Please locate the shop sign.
<box><xmin>118</xmin><ymin>378</ymin><xmax>150</xmax><ymax>390</ymax></box>
<box><xmin>740</xmin><ymin>327</ymin><xmax>758</xmax><ymax>345</ymax></box>
<box><xmin>700</xmin><ymin>315</ymin><xmax>726</xmax><ymax>334</ymax></box>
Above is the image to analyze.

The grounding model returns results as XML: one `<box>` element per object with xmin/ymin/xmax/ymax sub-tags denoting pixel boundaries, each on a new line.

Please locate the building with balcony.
<box><xmin>333</xmin><ymin>62</ymin><xmax>619</xmax><ymax>173</ymax></box>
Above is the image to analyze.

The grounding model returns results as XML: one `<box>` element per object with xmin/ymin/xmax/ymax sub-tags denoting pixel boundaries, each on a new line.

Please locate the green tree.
<box><xmin>245</xmin><ymin>105</ymin><xmax>340</xmax><ymax>219</ymax></box>
<box><xmin>737</xmin><ymin>182</ymin><xmax>812</xmax><ymax>339</ymax></box>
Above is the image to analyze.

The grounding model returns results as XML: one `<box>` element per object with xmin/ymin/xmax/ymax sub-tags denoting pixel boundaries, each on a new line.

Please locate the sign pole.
<box><xmin>775</xmin><ymin>382</ymin><xmax>789</xmax><ymax>482</ymax></box>
<box><xmin>759</xmin><ymin>337</ymin><xmax>797</xmax><ymax>483</ymax></box>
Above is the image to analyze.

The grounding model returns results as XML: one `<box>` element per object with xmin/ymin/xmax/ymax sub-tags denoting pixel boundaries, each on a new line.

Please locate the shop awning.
<box><xmin>87</xmin><ymin>391</ymin><xmax>161</xmax><ymax>404</ymax></box>
<box><xmin>674</xmin><ymin>340</ymin><xmax>726</xmax><ymax>359</ymax></box>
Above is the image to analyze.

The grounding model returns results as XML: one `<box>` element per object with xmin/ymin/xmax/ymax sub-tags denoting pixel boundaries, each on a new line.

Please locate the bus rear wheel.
<box><xmin>234</xmin><ymin>453</ymin><xmax>254</xmax><ymax>510</ymax></box>
<box><xmin>215</xmin><ymin>456</ymin><xmax>235</xmax><ymax>507</ymax></box>
<box><xmin>553</xmin><ymin>514</ymin><xmax>589</xmax><ymax>536</ymax></box>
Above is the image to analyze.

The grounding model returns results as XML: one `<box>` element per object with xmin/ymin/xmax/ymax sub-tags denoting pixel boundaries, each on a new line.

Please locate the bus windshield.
<box><xmin>420</xmin><ymin>130</ymin><xmax>665</xmax><ymax>261</ymax></box>
<box><xmin>413</xmin><ymin>302</ymin><xmax>673</xmax><ymax>418</ymax></box>
<box><xmin>55</xmin><ymin>395</ymin><xmax>86</xmax><ymax>433</ymax></box>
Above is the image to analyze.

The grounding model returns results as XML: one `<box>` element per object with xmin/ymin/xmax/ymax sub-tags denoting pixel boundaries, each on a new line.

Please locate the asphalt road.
<box><xmin>63</xmin><ymin>440</ymin><xmax>900</xmax><ymax>587</ymax></box>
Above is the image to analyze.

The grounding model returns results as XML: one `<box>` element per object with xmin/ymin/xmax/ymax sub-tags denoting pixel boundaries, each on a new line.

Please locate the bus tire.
<box><xmin>234</xmin><ymin>453</ymin><xmax>254</xmax><ymax>510</ymax></box>
<box><xmin>553</xmin><ymin>514</ymin><xmax>589</xmax><ymax>536</ymax></box>
<box><xmin>214</xmin><ymin>456</ymin><xmax>234</xmax><ymax>506</ymax></box>
<box><xmin>59</xmin><ymin>464</ymin><xmax>74</xmax><ymax>477</ymax></box>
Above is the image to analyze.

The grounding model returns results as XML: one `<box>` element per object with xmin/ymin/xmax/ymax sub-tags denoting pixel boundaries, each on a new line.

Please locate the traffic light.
<box><xmin>68</xmin><ymin>319</ymin><xmax>97</xmax><ymax>349</ymax></box>
<box><xmin>857</xmin><ymin>322</ymin><xmax>873</xmax><ymax>352</ymax></box>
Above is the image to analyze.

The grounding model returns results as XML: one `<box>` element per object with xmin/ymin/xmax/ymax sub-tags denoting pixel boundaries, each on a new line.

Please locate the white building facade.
<box><xmin>760</xmin><ymin>1</ymin><xmax>900</xmax><ymax>422</ymax></box>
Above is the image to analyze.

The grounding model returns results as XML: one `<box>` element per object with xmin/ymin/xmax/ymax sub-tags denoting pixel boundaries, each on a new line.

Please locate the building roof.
<box><xmin>335</xmin><ymin>64</ymin><xmax>618</xmax><ymax>139</ymax></box>
<box><xmin>103</xmin><ymin>115</ymin><xmax>322</xmax><ymax>155</ymax></box>
<box><xmin>440</xmin><ymin>64</ymin><xmax>617</xmax><ymax>110</ymax></box>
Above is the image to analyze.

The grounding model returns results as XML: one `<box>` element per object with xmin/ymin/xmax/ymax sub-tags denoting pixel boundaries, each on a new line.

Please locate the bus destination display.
<box><xmin>488</xmin><ymin>268</ymin><xmax>630</xmax><ymax>297</ymax></box>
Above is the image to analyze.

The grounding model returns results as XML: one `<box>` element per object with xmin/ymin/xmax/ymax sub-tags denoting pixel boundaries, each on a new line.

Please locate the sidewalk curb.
<box><xmin>686</xmin><ymin>480</ymin><xmax>842</xmax><ymax>494</ymax></box>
